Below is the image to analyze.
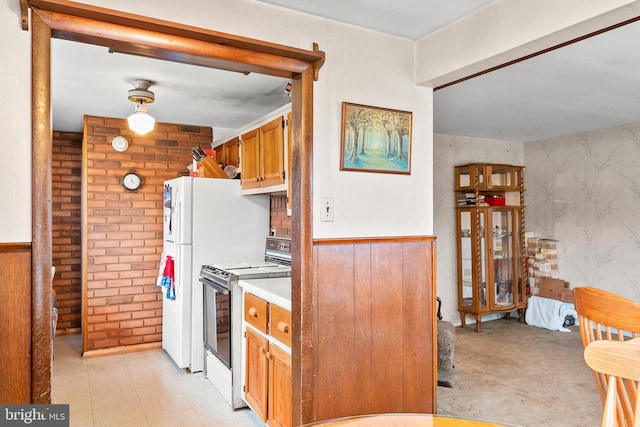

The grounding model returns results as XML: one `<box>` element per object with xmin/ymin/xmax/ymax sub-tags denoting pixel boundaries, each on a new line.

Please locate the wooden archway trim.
<box><xmin>26</xmin><ymin>0</ymin><xmax>325</xmax><ymax>79</ymax></box>
<box><xmin>26</xmin><ymin>0</ymin><xmax>321</xmax><ymax>411</ymax></box>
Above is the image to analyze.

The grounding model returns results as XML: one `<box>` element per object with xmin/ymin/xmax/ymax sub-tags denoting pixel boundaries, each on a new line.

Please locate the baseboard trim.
<box><xmin>82</xmin><ymin>342</ymin><xmax>162</xmax><ymax>358</ymax></box>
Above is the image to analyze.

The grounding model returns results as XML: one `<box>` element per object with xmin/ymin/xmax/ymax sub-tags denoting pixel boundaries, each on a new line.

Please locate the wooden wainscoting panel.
<box><xmin>401</xmin><ymin>241</ymin><xmax>437</xmax><ymax>412</ymax></box>
<box><xmin>353</xmin><ymin>244</ymin><xmax>373</xmax><ymax>415</ymax></box>
<box><xmin>310</xmin><ymin>237</ymin><xmax>437</xmax><ymax>423</ymax></box>
<box><xmin>0</xmin><ymin>243</ymin><xmax>32</xmax><ymax>403</ymax></box>
<box><xmin>370</xmin><ymin>242</ymin><xmax>405</xmax><ymax>413</ymax></box>
<box><xmin>313</xmin><ymin>243</ymin><xmax>357</xmax><ymax>418</ymax></box>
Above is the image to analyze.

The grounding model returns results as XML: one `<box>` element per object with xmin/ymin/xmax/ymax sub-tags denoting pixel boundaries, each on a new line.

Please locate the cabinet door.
<box><xmin>241</xmin><ymin>129</ymin><xmax>261</xmax><ymax>189</ymax></box>
<box><xmin>268</xmin><ymin>344</ymin><xmax>292</xmax><ymax>427</ymax></box>
<box><xmin>488</xmin><ymin>208</ymin><xmax>517</xmax><ymax>309</ymax></box>
<box><xmin>245</xmin><ymin>327</ymin><xmax>269</xmax><ymax>421</ymax></box>
<box><xmin>214</xmin><ymin>144</ymin><xmax>226</xmax><ymax>167</ymax></box>
<box><xmin>457</xmin><ymin>208</ymin><xmax>487</xmax><ymax>311</ymax></box>
<box><xmin>261</xmin><ymin>116</ymin><xmax>285</xmax><ymax>187</ymax></box>
<box><xmin>225</xmin><ymin>137</ymin><xmax>240</xmax><ymax>168</ymax></box>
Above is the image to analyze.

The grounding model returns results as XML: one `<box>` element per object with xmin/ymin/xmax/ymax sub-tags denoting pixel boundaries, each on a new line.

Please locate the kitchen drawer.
<box><xmin>245</xmin><ymin>292</ymin><xmax>268</xmax><ymax>334</ymax></box>
<box><xmin>269</xmin><ymin>304</ymin><xmax>292</xmax><ymax>347</ymax></box>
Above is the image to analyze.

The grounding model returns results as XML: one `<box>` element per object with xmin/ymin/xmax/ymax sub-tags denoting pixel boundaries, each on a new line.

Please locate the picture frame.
<box><xmin>340</xmin><ymin>102</ymin><xmax>412</xmax><ymax>174</ymax></box>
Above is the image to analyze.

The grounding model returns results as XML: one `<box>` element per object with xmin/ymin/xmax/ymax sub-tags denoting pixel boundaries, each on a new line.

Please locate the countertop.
<box><xmin>238</xmin><ymin>276</ymin><xmax>291</xmax><ymax>310</ymax></box>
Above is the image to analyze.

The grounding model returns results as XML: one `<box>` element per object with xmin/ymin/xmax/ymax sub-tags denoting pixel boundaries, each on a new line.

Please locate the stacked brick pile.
<box><xmin>526</xmin><ymin>238</ymin><xmax>559</xmax><ymax>296</ymax></box>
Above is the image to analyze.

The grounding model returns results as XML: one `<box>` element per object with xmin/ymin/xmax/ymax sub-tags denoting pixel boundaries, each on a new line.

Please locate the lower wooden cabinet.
<box><xmin>244</xmin><ymin>292</ymin><xmax>292</xmax><ymax>427</ymax></box>
<box><xmin>268</xmin><ymin>344</ymin><xmax>292</xmax><ymax>427</ymax></box>
<box><xmin>245</xmin><ymin>327</ymin><xmax>269</xmax><ymax>421</ymax></box>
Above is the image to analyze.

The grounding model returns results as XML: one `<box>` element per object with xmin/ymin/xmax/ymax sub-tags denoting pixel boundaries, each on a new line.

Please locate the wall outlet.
<box><xmin>320</xmin><ymin>197</ymin><xmax>334</xmax><ymax>222</ymax></box>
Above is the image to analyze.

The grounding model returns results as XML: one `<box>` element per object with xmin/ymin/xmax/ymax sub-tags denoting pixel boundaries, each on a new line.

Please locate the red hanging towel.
<box><xmin>160</xmin><ymin>255</ymin><xmax>175</xmax><ymax>300</ymax></box>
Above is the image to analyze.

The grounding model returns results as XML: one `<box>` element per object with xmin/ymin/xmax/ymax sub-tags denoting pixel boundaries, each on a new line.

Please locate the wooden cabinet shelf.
<box><xmin>455</xmin><ymin>163</ymin><xmax>527</xmax><ymax>332</ymax></box>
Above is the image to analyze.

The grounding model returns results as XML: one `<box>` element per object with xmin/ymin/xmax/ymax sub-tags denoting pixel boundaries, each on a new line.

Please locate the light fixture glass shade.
<box><xmin>127</xmin><ymin>103</ymin><xmax>155</xmax><ymax>135</ymax></box>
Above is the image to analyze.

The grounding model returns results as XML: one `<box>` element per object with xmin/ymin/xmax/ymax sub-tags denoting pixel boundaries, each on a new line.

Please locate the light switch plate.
<box><xmin>320</xmin><ymin>197</ymin><xmax>334</xmax><ymax>222</ymax></box>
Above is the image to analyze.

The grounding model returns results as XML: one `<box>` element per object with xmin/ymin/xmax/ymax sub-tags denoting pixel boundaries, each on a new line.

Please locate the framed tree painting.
<box><xmin>340</xmin><ymin>102</ymin><xmax>412</xmax><ymax>174</ymax></box>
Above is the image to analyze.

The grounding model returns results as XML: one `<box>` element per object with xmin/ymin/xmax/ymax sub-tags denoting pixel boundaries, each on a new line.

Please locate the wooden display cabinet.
<box><xmin>455</xmin><ymin>163</ymin><xmax>527</xmax><ymax>332</ymax></box>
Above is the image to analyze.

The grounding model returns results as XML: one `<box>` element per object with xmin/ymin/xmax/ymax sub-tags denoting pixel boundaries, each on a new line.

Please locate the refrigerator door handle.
<box><xmin>175</xmin><ymin>201</ymin><xmax>182</xmax><ymax>243</ymax></box>
<box><xmin>174</xmin><ymin>257</ymin><xmax>180</xmax><ymax>298</ymax></box>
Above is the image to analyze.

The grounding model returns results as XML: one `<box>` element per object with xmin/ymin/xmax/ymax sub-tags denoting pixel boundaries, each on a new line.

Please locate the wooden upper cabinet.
<box><xmin>215</xmin><ymin>137</ymin><xmax>239</xmax><ymax>170</ymax></box>
<box><xmin>225</xmin><ymin>137</ymin><xmax>240</xmax><ymax>168</ymax></box>
<box><xmin>241</xmin><ymin>116</ymin><xmax>285</xmax><ymax>190</ymax></box>
<box><xmin>241</xmin><ymin>128</ymin><xmax>262</xmax><ymax>189</ymax></box>
<box><xmin>214</xmin><ymin>144</ymin><xmax>226</xmax><ymax>167</ymax></box>
<box><xmin>261</xmin><ymin>116</ymin><xmax>285</xmax><ymax>187</ymax></box>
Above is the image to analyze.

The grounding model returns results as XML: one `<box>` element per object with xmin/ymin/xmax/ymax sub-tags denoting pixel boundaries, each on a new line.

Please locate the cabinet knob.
<box><xmin>248</xmin><ymin>307</ymin><xmax>259</xmax><ymax>317</ymax></box>
<box><xmin>277</xmin><ymin>321</ymin><xmax>289</xmax><ymax>334</ymax></box>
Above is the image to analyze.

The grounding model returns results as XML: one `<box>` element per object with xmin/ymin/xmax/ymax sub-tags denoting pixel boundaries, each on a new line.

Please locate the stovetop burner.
<box><xmin>212</xmin><ymin>261</ymin><xmax>280</xmax><ymax>270</ymax></box>
<box><xmin>199</xmin><ymin>237</ymin><xmax>292</xmax><ymax>287</ymax></box>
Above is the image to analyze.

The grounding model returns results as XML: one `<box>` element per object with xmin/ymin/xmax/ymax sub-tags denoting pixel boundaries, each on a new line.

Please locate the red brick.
<box><xmin>93</xmin><ymin>288</ymin><xmax>120</xmax><ymax>298</ymax></box>
<box><xmin>106</xmin><ymin>295</ymin><xmax>134</xmax><ymax>305</ymax></box>
<box><xmin>132</xmin><ymin>326</ymin><xmax>157</xmax><ymax>336</ymax></box>
<box><xmin>142</xmin><ymin>334</ymin><xmax>162</xmax><ymax>343</ymax></box>
<box><xmin>92</xmin><ymin>339</ymin><xmax>121</xmax><ymax>349</ymax></box>
<box><xmin>120</xmin><ymin>319</ymin><xmax>144</xmax><ymax>329</ymax></box>
<box><xmin>131</xmin><ymin>309</ymin><xmax>157</xmax><ymax>319</ymax></box>
<box><xmin>120</xmin><ymin>336</ymin><xmax>144</xmax><ymax>346</ymax></box>
<box><xmin>94</xmin><ymin>322</ymin><xmax>121</xmax><ymax>332</ymax></box>
<box><xmin>107</xmin><ymin>312</ymin><xmax>132</xmax><ymax>322</ymax></box>
<box><xmin>144</xmin><ymin>317</ymin><xmax>162</xmax><ymax>326</ymax></box>
<box><xmin>93</xmin><ymin>305</ymin><xmax>120</xmax><ymax>315</ymax></box>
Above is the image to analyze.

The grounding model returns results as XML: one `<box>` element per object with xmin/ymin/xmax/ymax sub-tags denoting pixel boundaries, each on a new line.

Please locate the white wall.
<box><xmin>433</xmin><ymin>134</ymin><xmax>524</xmax><ymax>324</ymax></box>
<box><xmin>5</xmin><ymin>1</ymin><xmax>638</xmax><ymax>244</ymax></box>
<box><xmin>525</xmin><ymin>122</ymin><xmax>640</xmax><ymax>302</ymax></box>
<box><xmin>1</xmin><ymin>0</ymin><xmax>431</xmax><ymax>242</ymax></box>
<box><xmin>1</xmin><ymin>2</ymin><xmax>31</xmax><ymax>242</ymax></box>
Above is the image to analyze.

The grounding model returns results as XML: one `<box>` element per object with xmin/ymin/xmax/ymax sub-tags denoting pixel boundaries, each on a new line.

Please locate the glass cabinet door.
<box><xmin>459</xmin><ymin>210</ymin><xmax>473</xmax><ymax>308</ymax></box>
<box><xmin>488</xmin><ymin>209</ymin><xmax>518</xmax><ymax>308</ymax></box>
<box><xmin>458</xmin><ymin>209</ymin><xmax>486</xmax><ymax>310</ymax></box>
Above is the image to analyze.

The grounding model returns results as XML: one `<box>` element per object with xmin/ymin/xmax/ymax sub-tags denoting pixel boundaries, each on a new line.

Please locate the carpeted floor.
<box><xmin>436</xmin><ymin>318</ymin><xmax>602</xmax><ymax>427</ymax></box>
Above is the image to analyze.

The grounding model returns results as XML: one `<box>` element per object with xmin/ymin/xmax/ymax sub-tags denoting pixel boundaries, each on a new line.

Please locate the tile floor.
<box><xmin>51</xmin><ymin>334</ymin><xmax>262</xmax><ymax>427</ymax></box>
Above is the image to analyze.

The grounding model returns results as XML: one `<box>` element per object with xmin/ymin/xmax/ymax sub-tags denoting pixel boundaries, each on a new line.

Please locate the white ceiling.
<box><xmin>52</xmin><ymin>1</ymin><xmax>640</xmax><ymax>143</ymax></box>
<box><xmin>51</xmin><ymin>39</ymin><xmax>292</xmax><ymax>139</ymax></box>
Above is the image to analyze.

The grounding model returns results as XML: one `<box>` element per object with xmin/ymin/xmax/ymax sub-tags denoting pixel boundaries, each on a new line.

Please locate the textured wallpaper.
<box><xmin>435</xmin><ymin>123</ymin><xmax>640</xmax><ymax>325</ymax></box>
<box><xmin>525</xmin><ymin>123</ymin><xmax>640</xmax><ymax>302</ymax></box>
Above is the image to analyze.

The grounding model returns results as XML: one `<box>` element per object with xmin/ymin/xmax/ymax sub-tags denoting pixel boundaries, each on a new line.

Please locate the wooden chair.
<box><xmin>574</xmin><ymin>287</ymin><xmax>640</xmax><ymax>424</ymax></box>
<box><xmin>584</xmin><ymin>338</ymin><xmax>640</xmax><ymax>427</ymax></box>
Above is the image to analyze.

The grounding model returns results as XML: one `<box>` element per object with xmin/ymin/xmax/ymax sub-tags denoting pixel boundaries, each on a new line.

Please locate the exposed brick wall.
<box><xmin>270</xmin><ymin>195</ymin><xmax>291</xmax><ymax>237</ymax></box>
<box><xmin>51</xmin><ymin>117</ymin><xmax>281</xmax><ymax>352</ymax></box>
<box><xmin>84</xmin><ymin>116</ymin><xmax>212</xmax><ymax>351</ymax></box>
<box><xmin>52</xmin><ymin>131</ymin><xmax>83</xmax><ymax>333</ymax></box>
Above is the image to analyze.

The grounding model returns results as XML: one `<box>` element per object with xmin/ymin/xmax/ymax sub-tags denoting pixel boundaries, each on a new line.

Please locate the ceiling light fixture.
<box><xmin>127</xmin><ymin>79</ymin><xmax>156</xmax><ymax>135</ymax></box>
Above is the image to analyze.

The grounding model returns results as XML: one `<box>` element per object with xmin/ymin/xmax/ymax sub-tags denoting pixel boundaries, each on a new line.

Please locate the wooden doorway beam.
<box><xmin>26</xmin><ymin>1</ymin><xmax>322</xmax><ymax>411</ymax></box>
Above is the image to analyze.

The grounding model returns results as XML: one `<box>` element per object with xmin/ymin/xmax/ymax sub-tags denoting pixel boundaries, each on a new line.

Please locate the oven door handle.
<box><xmin>199</xmin><ymin>278</ymin><xmax>230</xmax><ymax>294</ymax></box>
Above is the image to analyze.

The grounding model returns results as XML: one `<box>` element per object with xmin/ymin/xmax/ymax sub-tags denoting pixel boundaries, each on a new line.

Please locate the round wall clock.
<box><xmin>122</xmin><ymin>171</ymin><xmax>142</xmax><ymax>191</ymax></box>
<box><xmin>111</xmin><ymin>136</ymin><xmax>129</xmax><ymax>152</ymax></box>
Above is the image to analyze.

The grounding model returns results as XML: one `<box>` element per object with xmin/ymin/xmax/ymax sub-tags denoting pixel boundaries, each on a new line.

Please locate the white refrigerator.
<box><xmin>161</xmin><ymin>176</ymin><xmax>270</xmax><ymax>372</ymax></box>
